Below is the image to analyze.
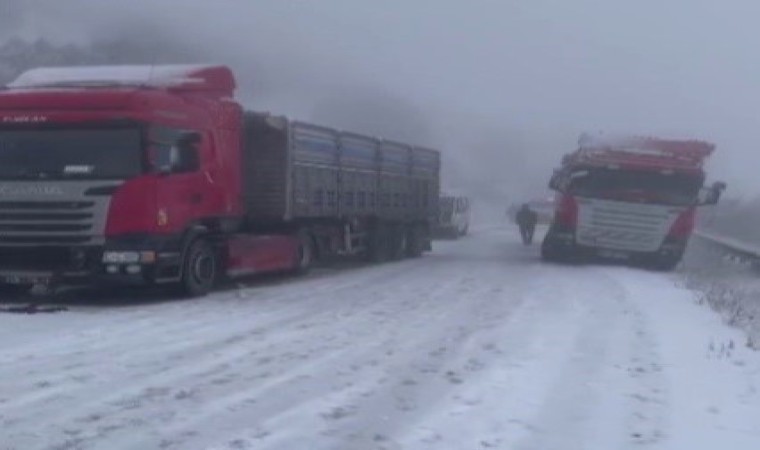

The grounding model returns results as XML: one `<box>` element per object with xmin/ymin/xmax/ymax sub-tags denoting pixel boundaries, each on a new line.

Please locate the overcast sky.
<box><xmin>3</xmin><ymin>0</ymin><xmax>759</xmax><ymax>199</ymax></box>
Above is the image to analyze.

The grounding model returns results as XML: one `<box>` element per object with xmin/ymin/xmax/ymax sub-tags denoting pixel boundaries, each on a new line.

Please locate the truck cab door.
<box><xmin>151</xmin><ymin>128</ymin><xmax>212</xmax><ymax>234</ymax></box>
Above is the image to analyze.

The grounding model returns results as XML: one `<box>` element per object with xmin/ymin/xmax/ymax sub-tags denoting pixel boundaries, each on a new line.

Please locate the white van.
<box><xmin>435</xmin><ymin>194</ymin><xmax>471</xmax><ymax>238</ymax></box>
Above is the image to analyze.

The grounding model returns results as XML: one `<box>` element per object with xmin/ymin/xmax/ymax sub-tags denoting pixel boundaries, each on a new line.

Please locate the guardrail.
<box><xmin>694</xmin><ymin>230</ymin><xmax>760</xmax><ymax>267</ymax></box>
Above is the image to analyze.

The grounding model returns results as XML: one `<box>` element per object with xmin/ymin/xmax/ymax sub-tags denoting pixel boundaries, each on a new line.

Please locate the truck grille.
<box><xmin>0</xmin><ymin>246</ymin><xmax>100</xmax><ymax>271</ymax></box>
<box><xmin>0</xmin><ymin>200</ymin><xmax>101</xmax><ymax>246</ymax></box>
<box><xmin>575</xmin><ymin>198</ymin><xmax>681</xmax><ymax>252</ymax></box>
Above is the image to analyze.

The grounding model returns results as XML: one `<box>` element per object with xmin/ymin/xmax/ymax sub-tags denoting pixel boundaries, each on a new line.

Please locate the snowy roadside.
<box><xmin>606</xmin><ymin>267</ymin><xmax>760</xmax><ymax>450</ymax></box>
<box><xmin>1</xmin><ymin>228</ymin><xmax>759</xmax><ymax>449</ymax></box>
<box><xmin>680</xmin><ymin>236</ymin><xmax>760</xmax><ymax>349</ymax></box>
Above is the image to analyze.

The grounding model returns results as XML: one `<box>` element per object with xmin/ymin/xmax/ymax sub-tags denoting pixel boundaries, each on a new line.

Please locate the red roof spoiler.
<box><xmin>8</xmin><ymin>64</ymin><xmax>236</xmax><ymax>95</ymax></box>
<box><xmin>568</xmin><ymin>135</ymin><xmax>715</xmax><ymax>171</ymax></box>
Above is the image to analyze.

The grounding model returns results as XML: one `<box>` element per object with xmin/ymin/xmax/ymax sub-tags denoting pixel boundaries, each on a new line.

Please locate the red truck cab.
<box><xmin>0</xmin><ymin>65</ymin><xmax>250</xmax><ymax>292</ymax></box>
<box><xmin>541</xmin><ymin>134</ymin><xmax>725</xmax><ymax>270</ymax></box>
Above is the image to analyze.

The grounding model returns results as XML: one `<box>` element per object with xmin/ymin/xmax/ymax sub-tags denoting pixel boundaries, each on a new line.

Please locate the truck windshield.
<box><xmin>567</xmin><ymin>168</ymin><xmax>703</xmax><ymax>206</ymax></box>
<box><xmin>0</xmin><ymin>127</ymin><xmax>142</xmax><ymax>180</ymax></box>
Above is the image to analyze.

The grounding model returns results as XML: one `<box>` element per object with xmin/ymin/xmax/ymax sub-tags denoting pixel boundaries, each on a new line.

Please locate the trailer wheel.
<box><xmin>179</xmin><ymin>238</ymin><xmax>217</xmax><ymax>297</ymax></box>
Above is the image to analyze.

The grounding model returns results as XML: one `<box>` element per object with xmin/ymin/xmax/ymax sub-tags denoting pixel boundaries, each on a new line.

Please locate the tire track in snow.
<box><xmin>621</xmin><ymin>297</ymin><xmax>669</xmax><ymax>448</ymax></box>
<box><xmin>509</xmin><ymin>272</ymin><xmax>629</xmax><ymax>450</ymax></box>
<box><xmin>2</xmin><ymin>261</ymin><xmax>439</xmax><ymax>448</ymax></box>
<box><xmin>387</xmin><ymin>264</ymin><xmax>621</xmax><ymax>450</ymax></box>
<box><xmin>2</xmin><ymin>233</ymin><xmax>527</xmax><ymax>449</ymax></box>
<box><xmin>6</xmin><ymin>227</ymin><xmax>754</xmax><ymax>450</ymax></box>
<box><xmin>509</xmin><ymin>268</ymin><xmax>671</xmax><ymax>450</ymax></box>
<box><xmin>149</xmin><ymin>235</ymin><xmax>539</xmax><ymax>449</ymax></box>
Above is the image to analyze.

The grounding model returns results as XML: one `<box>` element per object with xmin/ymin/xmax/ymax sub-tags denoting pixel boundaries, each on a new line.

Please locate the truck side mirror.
<box><xmin>172</xmin><ymin>132</ymin><xmax>202</xmax><ymax>173</ymax></box>
<box><xmin>156</xmin><ymin>146</ymin><xmax>179</xmax><ymax>175</ymax></box>
<box><xmin>154</xmin><ymin>133</ymin><xmax>201</xmax><ymax>175</ymax></box>
<box><xmin>157</xmin><ymin>165</ymin><xmax>171</xmax><ymax>176</ymax></box>
<box><xmin>177</xmin><ymin>143</ymin><xmax>200</xmax><ymax>172</ymax></box>
<box><xmin>548</xmin><ymin>171</ymin><xmax>561</xmax><ymax>191</ymax></box>
<box><xmin>710</xmin><ymin>181</ymin><xmax>726</xmax><ymax>204</ymax></box>
<box><xmin>698</xmin><ymin>181</ymin><xmax>726</xmax><ymax>206</ymax></box>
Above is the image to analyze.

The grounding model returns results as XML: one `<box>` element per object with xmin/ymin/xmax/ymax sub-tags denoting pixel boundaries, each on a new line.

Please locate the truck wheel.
<box><xmin>179</xmin><ymin>238</ymin><xmax>217</xmax><ymax>297</ymax></box>
<box><xmin>540</xmin><ymin>240</ymin><xmax>563</xmax><ymax>263</ymax></box>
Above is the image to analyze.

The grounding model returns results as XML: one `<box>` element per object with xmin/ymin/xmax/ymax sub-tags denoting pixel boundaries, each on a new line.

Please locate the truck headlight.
<box><xmin>102</xmin><ymin>251</ymin><xmax>157</xmax><ymax>264</ymax></box>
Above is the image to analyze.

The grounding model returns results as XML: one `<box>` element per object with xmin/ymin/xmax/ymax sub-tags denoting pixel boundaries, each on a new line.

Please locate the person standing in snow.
<box><xmin>515</xmin><ymin>203</ymin><xmax>539</xmax><ymax>245</ymax></box>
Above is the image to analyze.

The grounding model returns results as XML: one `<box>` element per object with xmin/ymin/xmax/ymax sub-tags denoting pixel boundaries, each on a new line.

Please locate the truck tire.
<box><xmin>179</xmin><ymin>238</ymin><xmax>218</xmax><ymax>297</ymax></box>
<box><xmin>541</xmin><ymin>239</ymin><xmax>566</xmax><ymax>263</ymax></box>
<box><xmin>540</xmin><ymin>242</ymin><xmax>557</xmax><ymax>262</ymax></box>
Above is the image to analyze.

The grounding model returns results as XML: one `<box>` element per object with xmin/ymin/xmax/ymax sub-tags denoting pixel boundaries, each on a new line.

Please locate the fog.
<box><xmin>3</xmin><ymin>0</ymin><xmax>760</xmax><ymax>205</ymax></box>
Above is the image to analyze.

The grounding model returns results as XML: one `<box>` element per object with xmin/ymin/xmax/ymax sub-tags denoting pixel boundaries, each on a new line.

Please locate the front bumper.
<box><xmin>543</xmin><ymin>225</ymin><xmax>688</xmax><ymax>264</ymax></box>
<box><xmin>0</xmin><ymin>233</ymin><xmax>184</xmax><ymax>286</ymax></box>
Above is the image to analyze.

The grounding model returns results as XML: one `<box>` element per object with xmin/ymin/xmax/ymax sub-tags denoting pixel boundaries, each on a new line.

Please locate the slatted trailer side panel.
<box><xmin>339</xmin><ymin>132</ymin><xmax>380</xmax><ymax>217</ymax></box>
<box><xmin>290</xmin><ymin>122</ymin><xmax>340</xmax><ymax>218</ymax></box>
<box><xmin>411</xmin><ymin>146</ymin><xmax>441</xmax><ymax>223</ymax></box>
<box><xmin>242</xmin><ymin>112</ymin><xmax>440</xmax><ymax>226</ymax></box>
<box><xmin>241</xmin><ymin>114</ymin><xmax>344</xmax><ymax>222</ymax></box>
<box><xmin>378</xmin><ymin>141</ymin><xmax>413</xmax><ymax>220</ymax></box>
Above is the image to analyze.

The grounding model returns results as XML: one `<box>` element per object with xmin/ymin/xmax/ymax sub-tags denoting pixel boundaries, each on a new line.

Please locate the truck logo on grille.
<box><xmin>0</xmin><ymin>185</ymin><xmax>65</xmax><ymax>196</ymax></box>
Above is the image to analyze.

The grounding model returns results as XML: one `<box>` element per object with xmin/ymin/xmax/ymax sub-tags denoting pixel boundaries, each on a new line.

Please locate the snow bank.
<box><xmin>681</xmin><ymin>237</ymin><xmax>760</xmax><ymax>349</ymax></box>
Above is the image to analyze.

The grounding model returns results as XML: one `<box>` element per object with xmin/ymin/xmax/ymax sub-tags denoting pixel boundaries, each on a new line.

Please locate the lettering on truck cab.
<box><xmin>2</xmin><ymin>115</ymin><xmax>48</xmax><ymax>123</ymax></box>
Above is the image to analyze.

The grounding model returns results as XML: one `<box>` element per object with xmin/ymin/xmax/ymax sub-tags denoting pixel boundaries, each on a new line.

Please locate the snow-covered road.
<box><xmin>1</xmin><ymin>227</ymin><xmax>759</xmax><ymax>450</ymax></box>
